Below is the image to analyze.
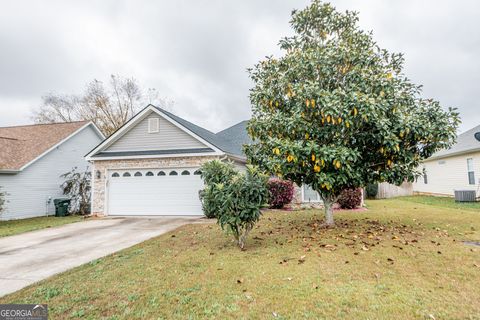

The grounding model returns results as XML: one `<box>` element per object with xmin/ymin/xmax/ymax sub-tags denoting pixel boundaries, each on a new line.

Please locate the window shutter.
<box><xmin>148</xmin><ymin>118</ymin><xmax>160</xmax><ymax>133</ymax></box>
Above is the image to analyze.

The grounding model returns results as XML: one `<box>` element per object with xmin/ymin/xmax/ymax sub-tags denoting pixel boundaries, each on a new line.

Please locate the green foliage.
<box><xmin>199</xmin><ymin>160</ymin><xmax>238</xmax><ymax>218</ymax></box>
<box><xmin>366</xmin><ymin>183</ymin><xmax>379</xmax><ymax>199</ymax></box>
<box><xmin>245</xmin><ymin>0</ymin><xmax>459</xmax><ymax>224</ymax></box>
<box><xmin>60</xmin><ymin>167</ymin><xmax>91</xmax><ymax>215</ymax></box>
<box><xmin>200</xmin><ymin>161</ymin><xmax>269</xmax><ymax>249</ymax></box>
<box><xmin>0</xmin><ymin>186</ymin><xmax>7</xmax><ymax>215</ymax></box>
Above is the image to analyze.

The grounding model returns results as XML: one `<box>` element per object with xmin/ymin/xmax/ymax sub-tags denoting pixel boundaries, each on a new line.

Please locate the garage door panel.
<box><xmin>107</xmin><ymin>168</ymin><xmax>204</xmax><ymax>216</ymax></box>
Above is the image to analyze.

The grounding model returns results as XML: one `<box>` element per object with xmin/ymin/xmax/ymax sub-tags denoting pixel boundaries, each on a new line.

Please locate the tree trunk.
<box><xmin>323</xmin><ymin>197</ymin><xmax>335</xmax><ymax>226</ymax></box>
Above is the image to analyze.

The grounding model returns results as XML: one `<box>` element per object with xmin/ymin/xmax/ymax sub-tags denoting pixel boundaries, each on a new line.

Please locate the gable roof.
<box><xmin>87</xmin><ymin>105</ymin><xmax>251</xmax><ymax>160</ymax></box>
<box><xmin>0</xmin><ymin>121</ymin><xmax>102</xmax><ymax>172</ymax></box>
<box><xmin>429</xmin><ymin>124</ymin><xmax>480</xmax><ymax>160</ymax></box>
<box><xmin>154</xmin><ymin>107</ymin><xmax>250</xmax><ymax>158</ymax></box>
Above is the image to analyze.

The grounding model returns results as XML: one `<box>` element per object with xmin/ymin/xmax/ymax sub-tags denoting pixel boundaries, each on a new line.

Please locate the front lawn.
<box><xmin>0</xmin><ymin>215</ymin><xmax>84</xmax><ymax>237</ymax></box>
<box><xmin>1</xmin><ymin>199</ymin><xmax>479</xmax><ymax>319</ymax></box>
<box><xmin>400</xmin><ymin>195</ymin><xmax>480</xmax><ymax>212</ymax></box>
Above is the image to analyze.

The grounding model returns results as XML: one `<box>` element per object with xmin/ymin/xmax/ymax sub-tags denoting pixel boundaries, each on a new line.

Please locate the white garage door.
<box><xmin>107</xmin><ymin>168</ymin><xmax>204</xmax><ymax>216</ymax></box>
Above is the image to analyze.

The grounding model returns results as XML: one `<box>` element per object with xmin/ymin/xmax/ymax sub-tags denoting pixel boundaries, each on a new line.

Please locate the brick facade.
<box><xmin>90</xmin><ymin>156</ymin><xmax>219</xmax><ymax>216</ymax></box>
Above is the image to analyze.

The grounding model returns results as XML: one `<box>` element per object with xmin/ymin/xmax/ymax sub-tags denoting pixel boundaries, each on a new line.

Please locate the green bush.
<box><xmin>0</xmin><ymin>186</ymin><xmax>7</xmax><ymax>215</ymax></box>
<box><xmin>365</xmin><ymin>183</ymin><xmax>379</xmax><ymax>199</ymax></box>
<box><xmin>200</xmin><ymin>161</ymin><xmax>268</xmax><ymax>249</ymax></box>
<box><xmin>199</xmin><ymin>160</ymin><xmax>237</xmax><ymax>218</ymax></box>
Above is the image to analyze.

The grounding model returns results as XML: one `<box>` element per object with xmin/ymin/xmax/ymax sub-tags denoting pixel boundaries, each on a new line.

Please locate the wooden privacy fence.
<box><xmin>376</xmin><ymin>182</ymin><xmax>413</xmax><ymax>199</ymax></box>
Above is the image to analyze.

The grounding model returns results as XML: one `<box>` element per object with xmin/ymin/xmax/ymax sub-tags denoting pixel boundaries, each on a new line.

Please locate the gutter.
<box><xmin>0</xmin><ymin>169</ymin><xmax>21</xmax><ymax>174</ymax></box>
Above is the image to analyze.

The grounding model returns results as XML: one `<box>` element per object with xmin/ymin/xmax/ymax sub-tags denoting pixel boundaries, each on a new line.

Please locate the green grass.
<box><xmin>400</xmin><ymin>195</ymin><xmax>480</xmax><ymax>212</ymax></box>
<box><xmin>0</xmin><ymin>215</ymin><xmax>84</xmax><ymax>237</ymax></box>
<box><xmin>2</xmin><ymin>199</ymin><xmax>480</xmax><ymax>319</ymax></box>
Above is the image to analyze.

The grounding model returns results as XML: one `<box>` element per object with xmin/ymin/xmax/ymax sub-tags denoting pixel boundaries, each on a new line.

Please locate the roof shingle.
<box><xmin>430</xmin><ymin>124</ymin><xmax>480</xmax><ymax>159</ymax></box>
<box><xmin>0</xmin><ymin>121</ymin><xmax>89</xmax><ymax>171</ymax></box>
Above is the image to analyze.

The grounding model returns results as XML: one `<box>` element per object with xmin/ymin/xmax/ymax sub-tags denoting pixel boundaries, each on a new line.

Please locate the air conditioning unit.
<box><xmin>454</xmin><ymin>190</ymin><xmax>477</xmax><ymax>202</ymax></box>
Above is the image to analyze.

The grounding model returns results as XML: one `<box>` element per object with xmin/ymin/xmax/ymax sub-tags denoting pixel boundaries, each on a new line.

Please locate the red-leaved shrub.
<box><xmin>267</xmin><ymin>178</ymin><xmax>295</xmax><ymax>209</ymax></box>
<box><xmin>337</xmin><ymin>188</ymin><xmax>362</xmax><ymax>209</ymax></box>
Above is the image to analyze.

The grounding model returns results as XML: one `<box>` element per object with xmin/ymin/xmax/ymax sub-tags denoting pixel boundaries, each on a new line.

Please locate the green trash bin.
<box><xmin>54</xmin><ymin>199</ymin><xmax>70</xmax><ymax>217</ymax></box>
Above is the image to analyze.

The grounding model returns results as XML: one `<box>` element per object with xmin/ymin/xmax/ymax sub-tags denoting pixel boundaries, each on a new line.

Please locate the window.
<box><xmin>134</xmin><ymin>171</ymin><xmax>142</xmax><ymax>177</ymax></box>
<box><xmin>146</xmin><ymin>171</ymin><xmax>154</xmax><ymax>176</ymax></box>
<box><xmin>194</xmin><ymin>169</ymin><xmax>202</xmax><ymax>175</ymax></box>
<box><xmin>148</xmin><ymin>118</ymin><xmax>160</xmax><ymax>133</ymax></box>
<box><xmin>467</xmin><ymin>158</ymin><xmax>475</xmax><ymax>185</ymax></box>
<box><xmin>302</xmin><ymin>184</ymin><xmax>320</xmax><ymax>202</ymax></box>
<box><xmin>181</xmin><ymin>170</ymin><xmax>190</xmax><ymax>175</ymax></box>
<box><xmin>169</xmin><ymin>171</ymin><xmax>178</xmax><ymax>176</ymax></box>
<box><xmin>157</xmin><ymin>171</ymin><xmax>166</xmax><ymax>176</ymax></box>
<box><xmin>122</xmin><ymin>172</ymin><xmax>131</xmax><ymax>177</ymax></box>
<box><xmin>111</xmin><ymin>172</ymin><xmax>120</xmax><ymax>177</ymax></box>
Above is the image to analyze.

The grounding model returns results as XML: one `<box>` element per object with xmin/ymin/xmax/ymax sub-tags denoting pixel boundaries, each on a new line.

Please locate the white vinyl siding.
<box><xmin>413</xmin><ymin>151</ymin><xmax>480</xmax><ymax>196</ymax></box>
<box><xmin>106</xmin><ymin>111</ymin><xmax>207</xmax><ymax>152</ymax></box>
<box><xmin>0</xmin><ymin>126</ymin><xmax>103</xmax><ymax>220</ymax></box>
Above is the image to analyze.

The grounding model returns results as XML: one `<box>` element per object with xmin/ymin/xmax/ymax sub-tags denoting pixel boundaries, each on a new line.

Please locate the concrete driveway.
<box><xmin>0</xmin><ymin>216</ymin><xmax>201</xmax><ymax>297</ymax></box>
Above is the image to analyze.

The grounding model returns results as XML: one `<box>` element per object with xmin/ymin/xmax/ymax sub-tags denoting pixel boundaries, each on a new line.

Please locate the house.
<box><xmin>86</xmin><ymin>105</ymin><xmax>319</xmax><ymax>217</ymax></box>
<box><xmin>0</xmin><ymin>121</ymin><xmax>104</xmax><ymax>220</ymax></box>
<box><xmin>413</xmin><ymin>124</ymin><xmax>480</xmax><ymax>196</ymax></box>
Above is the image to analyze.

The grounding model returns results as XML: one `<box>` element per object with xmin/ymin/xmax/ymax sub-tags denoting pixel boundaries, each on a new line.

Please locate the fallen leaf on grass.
<box><xmin>298</xmin><ymin>255</ymin><xmax>306</xmax><ymax>264</ymax></box>
<box><xmin>361</xmin><ymin>245</ymin><xmax>369</xmax><ymax>251</ymax></box>
<box><xmin>237</xmin><ymin>278</ymin><xmax>244</xmax><ymax>284</ymax></box>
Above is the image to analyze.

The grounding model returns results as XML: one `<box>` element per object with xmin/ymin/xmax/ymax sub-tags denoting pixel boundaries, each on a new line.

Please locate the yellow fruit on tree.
<box><xmin>311</xmin><ymin>99</ymin><xmax>315</xmax><ymax>107</ymax></box>
<box><xmin>326</xmin><ymin>115</ymin><xmax>331</xmax><ymax>123</ymax></box>
<box><xmin>305</xmin><ymin>99</ymin><xmax>310</xmax><ymax>107</ymax></box>
<box><xmin>287</xmin><ymin>155</ymin><xmax>294</xmax><ymax>163</ymax></box>
<box><xmin>346</xmin><ymin>122</ymin><xmax>350</xmax><ymax>128</ymax></box>
<box><xmin>273</xmin><ymin>148</ymin><xmax>280</xmax><ymax>155</ymax></box>
<box><xmin>335</xmin><ymin>161</ymin><xmax>341</xmax><ymax>169</ymax></box>
<box><xmin>314</xmin><ymin>165</ymin><xmax>321</xmax><ymax>172</ymax></box>
<box><xmin>352</xmin><ymin>107</ymin><xmax>358</xmax><ymax>116</ymax></box>
<box><xmin>305</xmin><ymin>133</ymin><xmax>309</xmax><ymax>139</ymax></box>
<box><xmin>311</xmin><ymin>154</ymin><xmax>316</xmax><ymax>162</ymax></box>
<box><xmin>275</xmin><ymin>101</ymin><xmax>279</xmax><ymax>107</ymax></box>
<box><xmin>338</xmin><ymin>117</ymin><xmax>342</xmax><ymax>124</ymax></box>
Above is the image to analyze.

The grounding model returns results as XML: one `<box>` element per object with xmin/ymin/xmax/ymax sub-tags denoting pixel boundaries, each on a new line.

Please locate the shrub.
<box><xmin>338</xmin><ymin>188</ymin><xmax>362</xmax><ymax>209</ymax></box>
<box><xmin>365</xmin><ymin>183</ymin><xmax>379</xmax><ymax>199</ymax></box>
<box><xmin>267</xmin><ymin>178</ymin><xmax>294</xmax><ymax>209</ymax></box>
<box><xmin>199</xmin><ymin>160</ymin><xmax>237</xmax><ymax>218</ymax></box>
<box><xmin>60</xmin><ymin>167</ymin><xmax>91</xmax><ymax>215</ymax></box>
<box><xmin>200</xmin><ymin>161</ymin><xmax>268</xmax><ymax>249</ymax></box>
<box><xmin>0</xmin><ymin>186</ymin><xmax>7</xmax><ymax>215</ymax></box>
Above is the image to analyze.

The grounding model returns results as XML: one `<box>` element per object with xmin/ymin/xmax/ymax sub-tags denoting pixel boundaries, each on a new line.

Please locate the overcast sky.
<box><xmin>0</xmin><ymin>0</ymin><xmax>478</xmax><ymax>133</ymax></box>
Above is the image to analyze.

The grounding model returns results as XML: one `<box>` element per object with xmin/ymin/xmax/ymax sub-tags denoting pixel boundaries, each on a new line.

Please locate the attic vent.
<box><xmin>475</xmin><ymin>132</ymin><xmax>480</xmax><ymax>142</ymax></box>
<box><xmin>148</xmin><ymin>118</ymin><xmax>160</xmax><ymax>133</ymax></box>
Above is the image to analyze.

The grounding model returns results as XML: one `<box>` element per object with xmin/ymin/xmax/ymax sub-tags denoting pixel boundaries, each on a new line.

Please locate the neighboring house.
<box><xmin>413</xmin><ymin>124</ymin><xmax>480</xmax><ymax>196</ymax></box>
<box><xmin>86</xmin><ymin>105</ymin><xmax>319</xmax><ymax>217</ymax></box>
<box><xmin>0</xmin><ymin>121</ymin><xmax>104</xmax><ymax>220</ymax></box>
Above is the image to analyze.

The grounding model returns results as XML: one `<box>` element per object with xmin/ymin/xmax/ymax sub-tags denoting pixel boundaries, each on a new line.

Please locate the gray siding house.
<box><xmin>0</xmin><ymin>121</ymin><xmax>104</xmax><ymax>220</ymax></box>
<box><xmin>86</xmin><ymin>105</ymin><xmax>319</xmax><ymax>217</ymax></box>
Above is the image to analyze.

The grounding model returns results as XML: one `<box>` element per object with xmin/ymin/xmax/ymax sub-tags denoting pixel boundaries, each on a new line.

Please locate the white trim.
<box><xmin>301</xmin><ymin>184</ymin><xmax>322</xmax><ymax>203</ymax></box>
<box><xmin>89</xmin><ymin>152</ymin><xmax>223</xmax><ymax>161</ymax></box>
<box><xmin>19</xmin><ymin>122</ymin><xmax>104</xmax><ymax>172</ymax></box>
<box><xmin>86</xmin><ymin>105</ymin><xmax>224</xmax><ymax>160</ymax></box>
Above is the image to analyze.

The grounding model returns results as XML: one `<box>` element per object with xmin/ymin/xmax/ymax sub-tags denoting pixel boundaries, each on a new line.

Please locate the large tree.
<box><xmin>32</xmin><ymin>75</ymin><xmax>169</xmax><ymax>136</ymax></box>
<box><xmin>246</xmin><ymin>1</ymin><xmax>459</xmax><ymax>226</ymax></box>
